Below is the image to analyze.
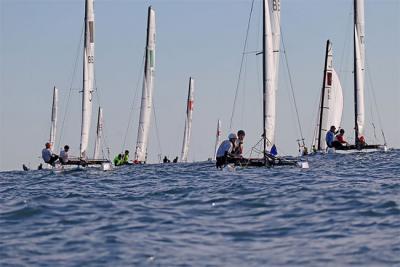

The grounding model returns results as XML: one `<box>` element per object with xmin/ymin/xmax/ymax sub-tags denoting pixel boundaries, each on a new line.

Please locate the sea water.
<box><xmin>1</xmin><ymin>150</ymin><xmax>399</xmax><ymax>266</ymax></box>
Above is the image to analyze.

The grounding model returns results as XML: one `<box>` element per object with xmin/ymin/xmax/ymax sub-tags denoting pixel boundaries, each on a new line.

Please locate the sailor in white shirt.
<box><xmin>216</xmin><ymin>133</ymin><xmax>237</xmax><ymax>168</ymax></box>
<box><xmin>60</xmin><ymin>145</ymin><xmax>70</xmax><ymax>164</ymax></box>
<box><xmin>41</xmin><ymin>142</ymin><xmax>59</xmax><ymax>166</ymax></box>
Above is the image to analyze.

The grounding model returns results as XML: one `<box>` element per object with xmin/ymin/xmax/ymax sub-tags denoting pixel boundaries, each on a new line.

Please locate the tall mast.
<box><xmin>180</xmin><ymin>77</ymin><xmax>195</xmax><ymax>162</ymax></box>
<box><xmin>49</xmin><ymin>86</ymin><xmax>58</xmax><ymax>148</ymax></box>
<box><xmin>80</xmin><ymin>0</ymin><xmax>95</xmax><ymax>158</ymax></box>
<box><xmin>93</xmin><ymin>107</ymin><xmax>103</xmax><ymax>159</ymax></box>
<box><xmin>263</xmin><ymin>0</ymin><xmax>280</xmax><ymax>164</ymax></box>
<box><xmin>353</xmin><ymin>0</ymin><xmax>365</xmax><ymax>146</ymax></box>
<box><xmin>134</xmin><ymin>6</ymin><xmax>156</xmax><ymax>163</ymax></box>
<box><xmin>213</xmin><ymin>119</ymin><xmax>221</xmax><ymax>160</ymax></box>
<box><xmin>317</xmin><ymin>40</ymin><xmax>331</xmax><ymax>150</ymax></box>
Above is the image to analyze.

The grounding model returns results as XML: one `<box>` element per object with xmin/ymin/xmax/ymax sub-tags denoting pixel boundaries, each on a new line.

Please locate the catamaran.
<box><xmin>30</xmin><ymin>0</ymin><xmax>111</xmax><ymax>171</ymax></box>
<box><xmin>180</xmin><ymin>77</ymin><xmax>195</xmax><ymax>163</ymax></box>
<box><xmin>133</xmin><ymin>6</ymin><xmax>156</xmax><ymax>164</ymax></box>
<box><xmin>230</xmin><ymin>0</ymin><xmax>308</xmax><ymax>168</ymax></box>
<box><xmin>311</xmin><ymin>40</ymin><xmax>344</xmax><ymax>152</ymax></box>
<box><xmin>312</xmin><ymin>0</ymin><xmax>387</xmax><ymax>154</ymax></box>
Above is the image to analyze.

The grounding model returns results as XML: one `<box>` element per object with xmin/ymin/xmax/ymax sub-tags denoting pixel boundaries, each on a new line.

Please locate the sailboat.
<box><xmin>180</xmin><ymin>77</ymin><xmax>195</xmax><ymax>163</ymax></box>
<box><xmin>316</xmin><ymin>0</ymin><xmax>387</xmax><ymax>153</ymax></box>
<box><xmin>312</xmin><ymin>40</ymin><xmax>344</xmax><ymax>152</ymax></box>
<box><xmin>134</xmin><ymin>6</ymin><xmax>156</xmax><ymax>164</ymax></box>
<box><xmin>232</xmin><ymin>0</ymin><xmax>308</xmax><ymax>168</ymax></box>
<box><xmin>59</xmin><ymin>0</ymin><xmax>111</xmax><ymax>170</ymax></box>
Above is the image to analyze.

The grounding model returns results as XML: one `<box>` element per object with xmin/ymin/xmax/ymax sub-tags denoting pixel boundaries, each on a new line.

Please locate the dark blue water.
<box><xmin>1</xmin><ymin>150</ymin><xmax>399</xmax><ymax>266</ymax></box>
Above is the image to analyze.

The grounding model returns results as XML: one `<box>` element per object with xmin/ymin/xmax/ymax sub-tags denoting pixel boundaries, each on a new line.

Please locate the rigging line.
<box><xmin>229</xmin><ymin>0</ymin><xmax>255</xmax><ymax>130</ymax></box>
<box><xmin>121</xmin><ymin>52</ymin><xmax>146</xmax><ymax>152</ymax></box>
<box><xmin>57</xmin><ymin>22</ymin><xmax>85</xmax><ymax>150</ymax></box>
<box><xmin>152</xmin><ymin>101</ymin><xmax>163</xmax><ymax>156</ymax></box>
<box><xmin>280</xmin><ymin>31</ymin><xmax>305</xmax><ymax>145</ymax></box>
<box><xmin>365</xmin><ymin>56</ymin><xmax>387</xmax><ymax>144</ymax></box>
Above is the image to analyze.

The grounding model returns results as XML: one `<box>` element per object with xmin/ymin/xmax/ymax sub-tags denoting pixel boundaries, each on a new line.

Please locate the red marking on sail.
<box><xmin>326</xmin><ymin>72</ymin><xmax>332</xmax><ymax>86</ymax></box>
<box><xmin>188</xmin><ymin>100</ymin><xmax>194</xmax><ymax>111</ymax></box>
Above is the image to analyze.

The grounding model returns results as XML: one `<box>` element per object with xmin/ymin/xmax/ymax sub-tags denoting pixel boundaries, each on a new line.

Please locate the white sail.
<box><xmin>49</xmin><ymin>86</ymin><xmax>58</xmax><ymax>148</ymax></box>
<box><xmin>134</xmin><ymin>6</ymin><xmax>156</xmax><ymax>163</ymax></box>
<box><xmin>213</xmin><ymin>119</ymin><xmax>221</xmax><ymax>160</ymax></box>
<box><xmin>80</xmin><ymin>0</ymin><xmax>95</xmax><ymax>159</ymax></box>
<box><xmin>180</xmin><ymin>77</ymin><xmax>195</xmax><ymax>162</ymax></box>
<box><xmin>93</xmin><ymin>107</ymin><xmax>103</xmax><ymax>159</ymax></box>
<box><xmin>314</xmin><ymin>41</ymin><xmax>344</xmax><ymax>151</ymax></box>
<box><xmin>354</xmin><ymin>0</ymin><xmax>365</xmax><ymax>138</ymax></box>
<box><xmin>263</xmin><ymin>0</ymin><xmax>280</xmax><ymax>149</ymax></box>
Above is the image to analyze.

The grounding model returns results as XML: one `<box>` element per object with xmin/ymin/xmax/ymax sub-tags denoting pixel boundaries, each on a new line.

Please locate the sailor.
<box><xmin>173</xmin><ymin>157</ymin><xmax>178</xmax><ymax>163</ymax></box>
<box><xmin>163</xmin><ymin>156</ymin><xmax>170</xmax><ymax>163</ymax></box>
<box><xmin>325</xmin><ymin>125</ymin><xmax>337</xmax><ymax>148</ymax></box>
<box><xmin>233</xmin><ymin>130</ymin><xmax>245</xmax><ymax>156</ymax></box>
<box><xmin>41</xmin><ymin>142</ymin><xmax>59</xmax><ymax>166</ymax></box>
<box><xmin>215</xmin><ymin>133</ymin><xmax>237</xmax><ymax>169</ymax></box>
<box><xmin>122</xmin><ymin>150</ymin><xmax>130</xmax><ymax>164</ymax></box>
<box><xmin>59</xmin><ymin>145</ymin><xmax>70</xmax><ymax>164</ymax></box>
<box><xmin>332</xmin><ymin>129</ymin><xmax>348</xmax><ymax>149</ymax></box>
<box><xmin>113</xmin><ymin>154</ymin><xmax>123</xmax><ymax>166</ymax></box>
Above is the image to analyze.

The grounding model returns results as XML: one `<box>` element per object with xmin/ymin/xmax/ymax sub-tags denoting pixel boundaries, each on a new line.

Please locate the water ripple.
<box><xmin>0</xmin><ymin>150</ymin><xmax>399</xmax><ymax>266</ymax></box>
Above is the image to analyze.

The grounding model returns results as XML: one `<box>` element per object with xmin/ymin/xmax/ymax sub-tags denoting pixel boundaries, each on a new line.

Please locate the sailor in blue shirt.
<box><xmin>325</xmin><ymin>125</ymin><xmax>337</xmax><ymax>148</ymax></box>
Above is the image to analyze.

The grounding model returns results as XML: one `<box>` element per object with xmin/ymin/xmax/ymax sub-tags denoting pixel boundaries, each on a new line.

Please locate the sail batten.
<box><xmin>134</xmin><ymin>7</ymin><xmax>156</xmax><ymax>163</ymax></box>
<box><xmin>180</xmin><ymin>78</ymin><xmax>195</xmax><ymax>162</ymax></box>
<box><xmin>80</xmin><ymin>0</ymin><xmax>95</xmax><ymax>159</ymax></box>
<box><xmin>49</xmin><ymin>86</ymin><xmax>58</xmax><ymax>148</ymax></box>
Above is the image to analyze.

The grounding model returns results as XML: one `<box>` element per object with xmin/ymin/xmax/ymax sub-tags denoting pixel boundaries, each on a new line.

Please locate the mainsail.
<box><xmin>180</xmin><ymin>77</ymin><xmax>195</xmax><ymax>162</ymax></box>
<box><xmin>49</xmin><ymin>86</ymin><xmax>58</xmax><ymax>148</ymax></box>
<box><xmin>134</xmin><ymin>6</ymin><xmax>156</xmax><ymax>163</ymax></box>
<box><xmin>354</xmin><ymin>0</ymin><xmax>365</xmax><ymax>142</ymax></box>
<box><xmin>93</xmin><ymin>107</ymin><xmax>103</xmax><ymax>159</ymax></box>
<box><xmin>80</xmin><ymin>0</ymin><xmax>95</xmax><ymax>159</ymax></box>
<box><xmin>263</xmin><ymin>0</ymin><xmax>280</xmax><ymax>152</ymax></box>
<box><xmin>213</xmin><ymin>119</ymin><xmax>221</xmax><ymax>160</ymax></box>
<box><xmin>315</xmin><ymin>40</ymin><xmax>344</xmax><ymax>151</ymax></box>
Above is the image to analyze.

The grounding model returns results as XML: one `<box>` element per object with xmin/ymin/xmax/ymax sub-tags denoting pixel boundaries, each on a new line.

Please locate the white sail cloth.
<box><xmin>49</xmin><ymin>86</ymin><xmax>58</xmax><ymax>148</ymax></box>
<box><xmin>263</xmin><ymin>0</ymin><xmax>280</xmax><ymax>149</ymax></box>
<box><xmin>180</xmin><ymin>78</ymin><xmax>194</xmax><ymax>162</ymax></box>
<box><xmin>135</xmin><ymin>7</ymin><xmax>156</xmax><ymax>163</ymax></box>
<box><xmin>80</xmin><ymin>0</ymin><xmax>95</xmax><ymax>158</ymax></box>
<box><xmin>354</xmin><ymin>0</ymin><xmax>365</xmax><ymax>137</ymax></box>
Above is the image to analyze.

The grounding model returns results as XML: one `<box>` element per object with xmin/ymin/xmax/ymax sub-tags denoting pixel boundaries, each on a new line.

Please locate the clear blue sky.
<box><xmin>1</xmin><ymin>0</ymin><xmax>399</xmax><ymax>170</ymax></box>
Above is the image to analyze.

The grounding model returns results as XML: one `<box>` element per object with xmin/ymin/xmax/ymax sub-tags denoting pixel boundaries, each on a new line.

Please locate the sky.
<box><xmin>1</xmin><ymin>0</ymin><xmax>399</xmax><ymax>171</ymax></box>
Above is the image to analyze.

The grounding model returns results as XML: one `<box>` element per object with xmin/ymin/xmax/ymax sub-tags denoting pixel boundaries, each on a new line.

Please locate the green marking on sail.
<box><xmin>149</xmin><ymin>50</ymin><xmax>154</xmax><ymax>68</ymax></box>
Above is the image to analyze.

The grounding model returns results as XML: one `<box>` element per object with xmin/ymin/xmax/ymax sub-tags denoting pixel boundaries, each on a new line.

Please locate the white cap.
<box><xmin>228</xmin><ymin>133</ymin><xmax>237</xmax><ymax>140</ymax></box>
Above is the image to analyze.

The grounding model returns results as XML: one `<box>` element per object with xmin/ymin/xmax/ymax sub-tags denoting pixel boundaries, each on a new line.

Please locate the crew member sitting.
<box><xmin>215</xmin><ymin>133</ymin><xmax>237</xmax><ymax>169</ymax></box>
<box><xmin>233</xmin><ymin>130</ymin><xmax>245</xmax><ymax>157</ymax></box>
<box><xmin>113</xmin><ymin>154</ymin><xmax>123</xmax><ymax>166</ymax></box>
<box><xmin>163</xmin><ymin>156</ymin><xmax>170</xmax><ymax>163</ymax></box>
<box><xmin>59</xmin><ymin>145</ymin><xmax>70</xmax><ymax>164</ymax></box>
<box><xmin>173</xmin><ymin>157</ymin><xmax>178</xmax><ymax>163</ymax></box>
<box><xmin>332</xmin><ymin>129</ymin><xmax>348</xmax><ymax>149</ymax></box>
<box><xmin>325</xmin><ymin>125</ymin><xmax>337</xmax><ymax>148</ymax></box>
<box><xmin>122</xmin><ymin>150</ymin><xmax>130</xmax><ymax>164</ymax></box>
<box><xmin>42</xmin><ymin>142</ymin><xmax>59</xmax><ymax>166</ymax></box>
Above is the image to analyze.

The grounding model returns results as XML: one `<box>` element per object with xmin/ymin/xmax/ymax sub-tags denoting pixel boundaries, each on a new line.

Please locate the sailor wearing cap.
<box><xmin>215</xmin><ymin>133</ymin><xmax>237</xmax><ymax>168</ymax></box>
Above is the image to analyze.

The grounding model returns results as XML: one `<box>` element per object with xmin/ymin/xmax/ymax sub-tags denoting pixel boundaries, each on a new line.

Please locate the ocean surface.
<box><xmin>1</xmin><ymin>150</ymin><xmax>399</xmax><ymax>267</ymax></box>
